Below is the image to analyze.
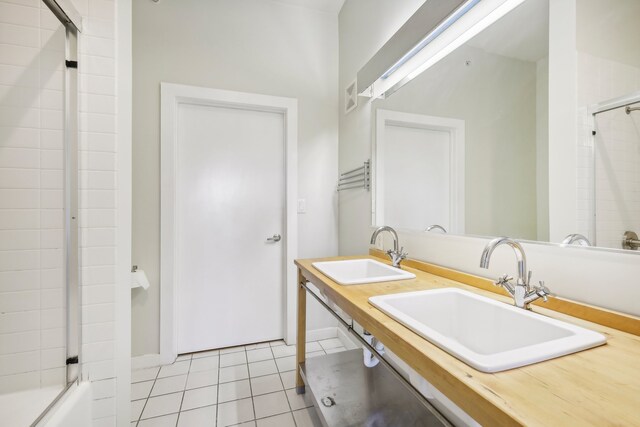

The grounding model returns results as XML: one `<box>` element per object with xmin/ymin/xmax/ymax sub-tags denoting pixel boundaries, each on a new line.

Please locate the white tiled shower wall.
<box><xmin>0</xmin><ymin>0</ymin><xmax>67</xmax><ymax>393</ymax></box>
<box><xmin>75</xmin><ymin>0</ymin><xmax>119</xmax><ymax>425</ymax></box>
<box><xmin>1</xmin><ymin>0</ymin><xmax>119</xmax><ymax>425</ymax></box>
<box><xmin>576</xmin><ymin>52</ymin><xmax>640</xmax><ymax>248</ymax></box>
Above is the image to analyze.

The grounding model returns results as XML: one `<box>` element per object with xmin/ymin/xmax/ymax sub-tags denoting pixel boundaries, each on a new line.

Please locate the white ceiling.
<box><xmin>272</xmin><ymin>0</ymin><xmax>346</xmax><ymax>14</ymax></box>
<box><xmin>467</xmin><ymin>0</ymin><xmax>549</xmax><ymax>63</ymax></box>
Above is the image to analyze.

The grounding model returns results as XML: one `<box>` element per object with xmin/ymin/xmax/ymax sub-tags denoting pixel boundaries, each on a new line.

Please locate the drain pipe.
<box><xmin>363</xmin><ymin>331</ymin><xmax>385</xmax><ymax>368</ymax></box>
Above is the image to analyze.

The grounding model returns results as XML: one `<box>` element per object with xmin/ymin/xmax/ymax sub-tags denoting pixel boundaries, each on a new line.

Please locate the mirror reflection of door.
<box><xmin>374</xmin><ymin>110</ymin><xmax>465</xmax><ymax>234</ymax></box>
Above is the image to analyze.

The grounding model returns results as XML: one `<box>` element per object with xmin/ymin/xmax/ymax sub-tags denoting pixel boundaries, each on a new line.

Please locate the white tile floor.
<box><xmin>131</xmin><ymin>339</ymin><xmax>348</xmax><ymax>426</ymax></box>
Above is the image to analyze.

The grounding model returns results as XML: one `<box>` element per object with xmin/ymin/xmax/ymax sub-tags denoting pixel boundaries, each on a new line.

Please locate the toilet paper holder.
<box><xmin>131</xmin><ymin>266</ymin><xmax>151</xmax><ymax>290</ymax></box>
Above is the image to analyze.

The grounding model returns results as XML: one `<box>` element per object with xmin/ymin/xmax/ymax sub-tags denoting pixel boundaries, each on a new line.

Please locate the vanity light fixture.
<box><xmin>358</xmin><ymin>0</ymin><xmax>528</xmax><ymax>99</ymax></box>
<box><xmin>379</xmin><ymin>0</ymin><xmax>481</xmax><ymax>81</ymax></box>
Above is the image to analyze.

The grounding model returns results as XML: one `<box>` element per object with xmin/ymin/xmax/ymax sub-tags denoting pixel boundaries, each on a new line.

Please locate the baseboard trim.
<box><xmin>135</xmin><ymin>328</ymin><xmax>339</xmax><ymax>369</ymax></box>
<box><xmin>336</xmin><ymin>323</ymin><xmax>360</xmax><ymax>349</ymax></box>
<box><xmin>305</xmin><ymin>327</ymin><xmax>338</xmax><ymax>343</ymax></box>
<box><xmin>131</xmin><ymin>353</ymin><xmax>163</xmax><ymax>370</ymax></box>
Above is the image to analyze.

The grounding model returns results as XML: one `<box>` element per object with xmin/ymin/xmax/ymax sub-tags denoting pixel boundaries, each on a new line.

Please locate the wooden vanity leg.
<box><xmin>296</xmin><ymin>268</ymin><xmax>307</xmax><ymax>394</ymax></box>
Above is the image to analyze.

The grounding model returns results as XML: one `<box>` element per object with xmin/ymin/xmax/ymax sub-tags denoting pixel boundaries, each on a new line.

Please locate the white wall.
<box><xmin>536</xmin><ymin>57</ymin><xmax>550</xmax><ymax>241</ymax></box>
<box><xmin>338</xmin><ymin>0</ymin><xmax>640</xmax><ymax>317</ymax></box>
<box><xmin>74</xmin><ymin>0</ymin><xmax>126</xmax><ymax>424</ymax></box>
<box><xmin>131</xmin><ymin>0</ymin><xmax>339</xmax><ymax>357</ymax></box>
<box><xmin>547</xmin><ymin>0</ymin><xmax>578</xmax><ymax>242</ymax></box>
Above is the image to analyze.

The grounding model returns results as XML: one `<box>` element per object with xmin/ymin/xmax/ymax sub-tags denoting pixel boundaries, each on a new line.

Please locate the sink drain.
<box><xmin>321</xmin><ymin>396</ymin><xmax>336</xmax><ymax>407</ymax></box>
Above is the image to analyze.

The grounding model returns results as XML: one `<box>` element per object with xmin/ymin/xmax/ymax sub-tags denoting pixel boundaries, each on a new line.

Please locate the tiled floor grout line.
<box><xmin>245</xmin><ymin>347</ymin><xmax>258</xmax><ymax>427</ymax></box>
<box><xmin>274</xmin><ymin>344</ymin><xmax>298</xmax><ymax>427</ymax></box>
<box><xmin>136</xmin><ymin>411</ymin><xmax>181</xmax><ymax>425</ymax></box>
<box><xmin>135</xmin><ymin>365</ymin><xmax>162</xmax><ymax>425</ymax></box>
<box><xmin>215</xmin><ymin>348</ymin><xmax>222</xmax><ymax>426</ymax></box>
<box><xmin>173</xmin><ymin>356</ymin><xmax>193</xmax><ymax>427</ymax></box>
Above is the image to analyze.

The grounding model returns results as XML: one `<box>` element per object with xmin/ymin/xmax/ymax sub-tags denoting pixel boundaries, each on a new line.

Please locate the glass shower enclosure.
<box><xmin>0</xmin><ymin>0</ymin><xmax>80</xmax><ymax>425</ymax></box>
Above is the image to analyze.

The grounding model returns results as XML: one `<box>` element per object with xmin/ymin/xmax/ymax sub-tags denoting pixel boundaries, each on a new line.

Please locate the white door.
<box><xmin>383</xmin><ymin>124</ymin><xmax>451</xmax><ymax>230</ymax></box>
<box><xmin>176</xmin><ymin>102</ymin><xmax>285</xmax><ymax>353</ymax></box>
<box><xmin>374</xmin><ymin>109</ymin><xmax>465</xmax><ymax>233</ymax></box>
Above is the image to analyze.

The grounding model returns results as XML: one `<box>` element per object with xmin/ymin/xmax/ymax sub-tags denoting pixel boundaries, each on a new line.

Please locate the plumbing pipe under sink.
<box><xmin>363</xmin><ymin>331</ymin><xmax>385</xmax><ymax>368</ymax></box>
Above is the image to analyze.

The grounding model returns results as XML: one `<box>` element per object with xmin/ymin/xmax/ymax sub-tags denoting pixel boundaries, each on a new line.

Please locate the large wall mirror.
<box><xmin>368</xmin><ymin>0</ymin><xmax>640</xmax><ymax>252</ymax></box>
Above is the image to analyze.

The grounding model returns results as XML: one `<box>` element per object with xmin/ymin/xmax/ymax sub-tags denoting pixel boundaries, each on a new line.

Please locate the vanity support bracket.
<box><xmin>296</xmin><ymin>269</ymin><xmax>307</xmax><ymax>394</ymax></box>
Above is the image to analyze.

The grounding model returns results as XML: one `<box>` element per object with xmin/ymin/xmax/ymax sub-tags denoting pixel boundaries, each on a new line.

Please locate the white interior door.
<box><xmin>374</xmin><ymin>109</ymin><xmax>465</xmax><ymax>233</ymax></box>
<box><xmin>383</xmin><ymin>124</ymin><xmax>451</xmax><ymax>231</ymax></box>
<box><xmin>176</xmin><ymin>102</ymin><xmax>285</xmax><ymax>354</ymax></box>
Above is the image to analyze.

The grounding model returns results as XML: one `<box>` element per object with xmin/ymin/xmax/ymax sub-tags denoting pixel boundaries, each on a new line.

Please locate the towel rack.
<box><xmin>337</xmin><ymin>160</ymin><xmax>370</xmax><ymax>191</ymax></box>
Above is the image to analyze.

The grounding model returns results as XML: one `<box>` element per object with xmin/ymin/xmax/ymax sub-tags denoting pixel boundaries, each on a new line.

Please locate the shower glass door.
<box><xmin>0</xmin><ymin>0</ymin><xmax>79</xmax><ymax>425</ymax></box>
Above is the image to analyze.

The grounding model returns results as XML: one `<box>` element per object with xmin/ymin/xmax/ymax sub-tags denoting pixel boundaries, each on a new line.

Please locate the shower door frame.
<box><xmin>30</xmin><ymin>1</ymin><xmax>82</xmax><ymax>425</ymax></box>
<box><xmin>587</xmin><ymin>90</ymin><xmax>640</xmax><ymax>249</ymax></box>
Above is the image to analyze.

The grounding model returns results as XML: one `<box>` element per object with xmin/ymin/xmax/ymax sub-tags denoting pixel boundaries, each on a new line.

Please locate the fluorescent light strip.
<box><xmin>404</xmin><ymin>0</ymin><xmax>526</xmax><ymax>82</ymax></box>
<box><xmin>364</xmin><ymin>0</ymin><xmax>527</xmax><ymax>99</ymax></box>
<box><xmin>381</xmin><ymin>0</ymin><xmax>481</xmax><ymax>80</ymax></box>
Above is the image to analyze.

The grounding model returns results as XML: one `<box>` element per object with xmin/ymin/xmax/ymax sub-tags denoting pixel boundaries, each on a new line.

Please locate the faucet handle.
<box><xmin>386</xmin><ymin>247</ymin><xmax>408</xmax><ymax>268</ymax></box>
<box><xmin>495</xmin><ymin>274</ymin><xmax>513</xmax><ymax>287</ymax></box>
<box><xmin>386</xmin><ymin>247</ymin><xmax>407</xmax><ymax>258</ymax></box>
<box><xmin>534</xmin><ymin>281</ymin><xmax>553</xmax><ymax>302</ymax></box>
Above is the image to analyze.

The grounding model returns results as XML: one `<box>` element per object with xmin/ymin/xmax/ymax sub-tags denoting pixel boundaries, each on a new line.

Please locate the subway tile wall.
<box><xmin>1</xmin><ymin>0</ymin><xmax>119</xmax><ymax>425</ymax></box>
<box><xmin>73</xmin><ymin>0</ymin><xmax>119</xmax><ymax>425</ymax></box>
<box><xmin>0</xmin><ymin>0</ymin><xmax>68</xmax><ymax>394</ymax></box>
<box><xmin>576</xmin><ymin>52</ymin><xmax>640</xmax><ymax>249</ymax></box>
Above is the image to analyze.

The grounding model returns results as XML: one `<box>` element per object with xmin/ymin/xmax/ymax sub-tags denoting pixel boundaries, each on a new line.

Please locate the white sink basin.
<box><xmin>369</xmin><ymin>288</ymin><xmax>606</xmax><ymax>372</ymax></box>
<box><xmin>312</xmin><ymin>259</ymin><xmax>416</xmax><ymax>285</ymax></box>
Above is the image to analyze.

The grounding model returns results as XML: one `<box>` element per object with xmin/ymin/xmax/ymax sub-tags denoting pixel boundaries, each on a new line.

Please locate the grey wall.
<box><xmin>132</xmin><ymin>0</ymin><xmax>340</xmax><ymax>357</ymax></box>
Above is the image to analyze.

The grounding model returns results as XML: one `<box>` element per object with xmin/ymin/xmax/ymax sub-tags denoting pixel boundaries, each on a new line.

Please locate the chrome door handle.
<box><xmin>267</xmin><ymin>234</ymin><xmax>281</xmax><ymax>242</ymax></box>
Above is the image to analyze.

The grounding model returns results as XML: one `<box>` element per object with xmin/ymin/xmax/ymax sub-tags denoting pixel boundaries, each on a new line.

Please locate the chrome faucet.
<box><xmin>425</xmin><ymin>224</ymin><xmax>447</xmax><ymax>233</ymax></box>
<box><xmin>370</xmin><ymin>226</ymin><xmax>407</xmax><ymax>268</ymax></box>
<box><xmin>479</xmin><ymin>237</ymin><xmax>552</xmax><ymax>309</ymax></box>
<box><xmin>562</xmin><ymin>233</ymin><xmax>591</xmax><ymax>246</ymax></box>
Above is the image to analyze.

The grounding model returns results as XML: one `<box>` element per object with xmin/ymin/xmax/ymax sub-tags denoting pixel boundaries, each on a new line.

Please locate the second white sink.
<box><xmin>369</xmin><ymin>288</ymin><xmax>606</xmax><ymax>372</ymax></box>
<box><xmin>312</xmin><ymin>259</ymin><xmax>416</xmax><ymax>285</ymax></box>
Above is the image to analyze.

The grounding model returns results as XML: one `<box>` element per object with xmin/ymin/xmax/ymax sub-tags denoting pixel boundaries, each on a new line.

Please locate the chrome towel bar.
<box><xmin>337</xmin><ymin>160</ymin><xmax>370</xmax><ymax>192</ymax></box>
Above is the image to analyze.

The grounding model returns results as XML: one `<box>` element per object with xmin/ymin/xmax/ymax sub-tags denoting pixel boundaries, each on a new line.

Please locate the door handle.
<box><xmin>267</xmin><ymin>234</ymin><xmax>282</xmax><ymax>242</ymax></box>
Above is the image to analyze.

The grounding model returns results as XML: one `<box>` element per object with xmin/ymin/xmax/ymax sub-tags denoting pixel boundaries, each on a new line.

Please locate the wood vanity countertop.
<box><xmin>295</xmin><ymin>255</ymin><xmax>640</xmax><ymax>427</ymax></box>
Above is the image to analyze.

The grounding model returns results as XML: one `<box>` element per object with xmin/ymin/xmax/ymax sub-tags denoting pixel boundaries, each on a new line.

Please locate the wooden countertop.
<box><xmin>295</xmin><ymin>255</ymin><xmax>640</xmax><ymax>427</ymax></box>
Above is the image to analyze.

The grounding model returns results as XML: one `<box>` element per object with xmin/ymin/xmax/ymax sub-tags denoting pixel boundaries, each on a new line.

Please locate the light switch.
<box><xmin>297</xmin><ymin>198</ymin><xmax>307</xmax><ymax>214</ymax></box>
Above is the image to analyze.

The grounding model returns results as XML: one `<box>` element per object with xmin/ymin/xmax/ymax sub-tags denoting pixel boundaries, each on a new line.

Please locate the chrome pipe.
<box><xmin>340</xmin><ymin>165</ymin><xmax>366</xmax><ymax>177</ymax></box>
<box><xmin>623</xmin><ymin>231</ymin><xmax>640</xmax><ymax>250</ymax></box>
<box><xmin>338</xmin><ymin>177</ymin><xmax>365</xmax><ymax>186</ymax></box>
<box><xmin>339</xmin><ymin>172</ymin><xmax>365</xmax><ymax>180</ymax></box>
<box><xmin>337</xmin><ymin>184</ymin><xmax>365</xmax><ymax>191</ymax></box>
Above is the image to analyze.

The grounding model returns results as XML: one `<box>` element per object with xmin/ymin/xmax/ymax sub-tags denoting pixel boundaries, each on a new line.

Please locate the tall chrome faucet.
<box><xmin>562</xmin><ymin>233</ymin><xmax>591</xmax><ymax>246</ymax></box>
<box><xmin>370</xmin><ymin>226</ymin><xmax>407</xmax><ymax>268</ymax></box>
<box><xmin>479</xmin><ymin>237</ymin><xmax>552</xmax><ymax>309</ymax></box>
